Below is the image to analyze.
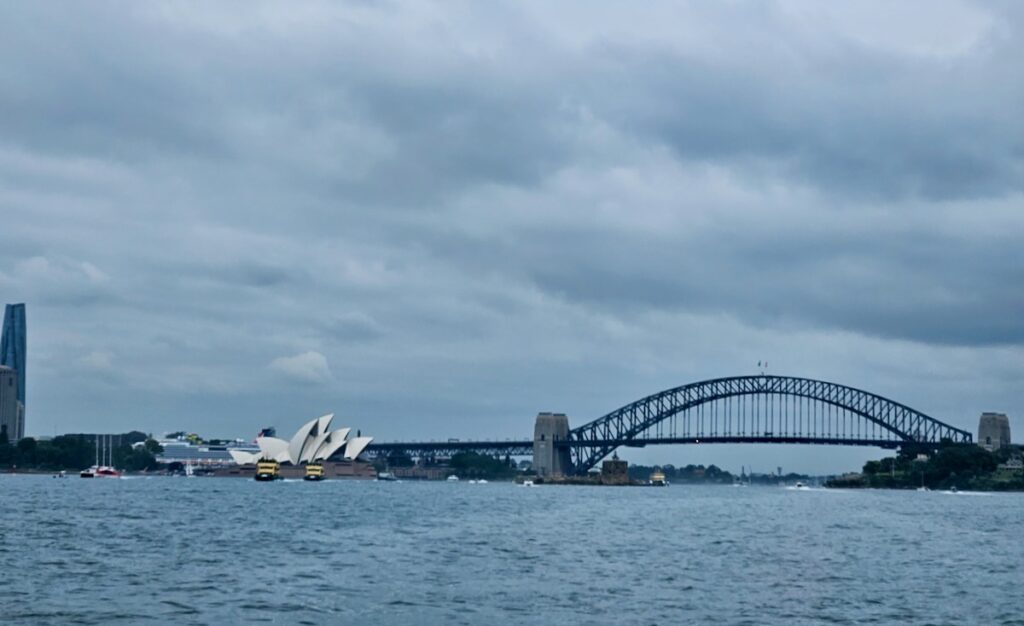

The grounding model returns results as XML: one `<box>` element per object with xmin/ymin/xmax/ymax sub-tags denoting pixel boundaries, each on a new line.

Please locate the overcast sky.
<box><xmin>1</xmin><ymin>1</ymin><xmax>1021</xmax><ymax>473</ymax></box>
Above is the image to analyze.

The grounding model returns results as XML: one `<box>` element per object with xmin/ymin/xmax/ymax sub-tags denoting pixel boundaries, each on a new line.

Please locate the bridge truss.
<box><xmin>567</xmin><ymin>375</ymin><xmax>973</xmax><ymax>473</ymax></box>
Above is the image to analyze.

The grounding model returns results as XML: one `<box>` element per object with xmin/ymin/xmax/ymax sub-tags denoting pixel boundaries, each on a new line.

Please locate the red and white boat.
<box><xmin>81</xmin><ymin>435</ymin><xmax>121</xmax><ymax>478</ymax></box>
<box><xmin>94</xmin><ymin>465</ymin><xmax>121</xmax><ymax>478</ymax></box>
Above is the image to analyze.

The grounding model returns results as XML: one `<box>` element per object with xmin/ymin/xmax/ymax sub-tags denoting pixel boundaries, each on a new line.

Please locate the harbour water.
<box><xmin>1</xmin><ymin>476</ymin><xmax>1022</xmax><ymax>624</ymax></box>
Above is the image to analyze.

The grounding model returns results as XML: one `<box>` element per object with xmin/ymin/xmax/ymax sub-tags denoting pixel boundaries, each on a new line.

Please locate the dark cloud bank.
<box><xmin>0</xmin><ymin>1</ymin><xmax>1020</xmax><ymax>473</ymax></box>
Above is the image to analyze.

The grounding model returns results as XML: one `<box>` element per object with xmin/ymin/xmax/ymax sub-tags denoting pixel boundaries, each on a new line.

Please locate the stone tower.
<box><xmin>978</xmin><ymin>412</ymin><xmax>1011</xmax><ymax>451</ymax></box>
<box><xmin>533</xmin><ymin>412</ymin><xmax>572</xmax><ymax>477</ymax></box>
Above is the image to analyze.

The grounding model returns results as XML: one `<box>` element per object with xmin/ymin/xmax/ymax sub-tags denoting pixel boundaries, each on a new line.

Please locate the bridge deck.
<box><xmin>367</xmin><ymin>440</ymin><xmax>533</xmax><ymax>457</ymax></box>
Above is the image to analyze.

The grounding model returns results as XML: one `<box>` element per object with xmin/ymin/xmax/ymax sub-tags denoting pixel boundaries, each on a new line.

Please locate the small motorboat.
<box><xmin>521</xmin><ymin>480</ymin><xmax>534</xmax><ymax>487</ymax></box>
<box><xmin>794</xmin><ymin>481</ymin><xmax>807</xmax><ymax>489</ymax></box>
<box><xmin>447</xmin><ymin>475</ymin><xmax>460</xmax><ymax>482</ymax></box>
<box><xmin>80</xmin><ymin>467</ymin><xmax>96</xmax><ymax>478</ymax></box>
<box><xmin>477</xmin><ymin>479</ymin><xmax>488</xmax><ymax>484</ymax></box>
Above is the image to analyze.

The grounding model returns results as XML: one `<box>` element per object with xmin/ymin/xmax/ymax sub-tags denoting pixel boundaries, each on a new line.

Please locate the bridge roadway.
<box><xmin>367</xmin><ymin>440</ymin><xmax>533</xmax><ymax>458</ymax></box>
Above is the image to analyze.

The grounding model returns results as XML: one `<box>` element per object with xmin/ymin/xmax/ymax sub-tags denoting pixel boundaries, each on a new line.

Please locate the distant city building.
<box><xmin>0</xmin><ymin>365</ymin><xmax>22</xmax><ymax>441</ymax></box>
<box><xmin>999</xmin><ymin>458</ymin><xmax>1023</xmax><ymax>472</ymax></box>
<box><xmin>0</xmin><ymin>303</ymin><xmax>26</xmax><ymax>438</ymax></box>
<box><xmin>978</xmin><ymin>412</ymin><xmax>1011</xmax><ymax>451</ymax></box>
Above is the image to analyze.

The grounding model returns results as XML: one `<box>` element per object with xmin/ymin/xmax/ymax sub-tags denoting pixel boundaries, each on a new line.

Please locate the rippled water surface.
<box><xmin>1</xmin><ymin>476</ymin><xmax>1022</xmax><ymax>624</ymax></box>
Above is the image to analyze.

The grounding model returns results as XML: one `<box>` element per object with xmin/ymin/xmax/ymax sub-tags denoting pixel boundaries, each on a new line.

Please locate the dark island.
<box><xmin>826</xmin><ymin>443</ymin><xmax>1024</xmax><ymax>491</ymax></box>
<box><xmin>0</xmin><ymin>432</ymin><xmax>162</xmax><ymax>473</ymax></box>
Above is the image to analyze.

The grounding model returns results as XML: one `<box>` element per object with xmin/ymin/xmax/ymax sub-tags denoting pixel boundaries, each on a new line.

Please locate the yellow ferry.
<box><xmin>304</xmin><ymin>462</ymin><xmax>325</xmax><ymax>481</ymax></box>
<box><xmin>255</xmin><ymin>460</ymin><xmax>280</xmax><ymax>481</ymax></box>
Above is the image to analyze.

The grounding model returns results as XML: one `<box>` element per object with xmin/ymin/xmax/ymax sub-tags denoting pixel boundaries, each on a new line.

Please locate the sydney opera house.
<box><xmin>215</xmin><ymin>414</ymin><xmax>376</xmax><ymax>479</ymax></box>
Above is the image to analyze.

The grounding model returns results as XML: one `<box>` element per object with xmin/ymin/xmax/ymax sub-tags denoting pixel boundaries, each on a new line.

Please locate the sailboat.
<box><xmin>85</xmin><ymin>434</ymin><xmax>121</xmax><ymax>478</ymax></box>
<box><xmin>96</xmin><ymin>435</ymin><xmax>121</xmax><ymax>478</ymax></box>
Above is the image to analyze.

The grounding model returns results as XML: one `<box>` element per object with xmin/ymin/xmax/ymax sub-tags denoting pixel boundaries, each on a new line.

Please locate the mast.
<box><xmin>95</xmin><ymin>435</ymin><xmax>99</xmax><ymax>467</ymax></box>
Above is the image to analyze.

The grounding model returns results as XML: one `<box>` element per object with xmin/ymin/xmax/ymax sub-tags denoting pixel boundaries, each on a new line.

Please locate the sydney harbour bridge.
<box><xmin>366</xmin><ymin>375</ymin><xmax>973</xmax><ymax>475</ymax></box>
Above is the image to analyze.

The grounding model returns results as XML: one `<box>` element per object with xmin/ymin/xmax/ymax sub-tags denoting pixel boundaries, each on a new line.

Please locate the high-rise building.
<box><xmin>0</xmin><ymin>303</ymin><xmax>26</xmax><ymax>439</ymax></box>
<box><xmin>0</xmin><ymin>365</ymin><xmax>21</xmax><ymax>442</ymax></box>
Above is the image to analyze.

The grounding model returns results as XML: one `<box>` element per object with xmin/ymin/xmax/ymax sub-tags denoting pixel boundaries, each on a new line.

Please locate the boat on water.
<box><xmin>521</xmin><ymin>479</ymin><xmax>534</xmax><ymax>487</ymax></box>
<box><xmin>377</xmin><ymin>471</ymin><xmax>398</xmax><ymax>481</ymax></box>
<box><xmin>649</xmin><ymin>470</ymin><xmax>668</xmax><ymax>486</ymax></box>
<box><xmin>81</xmin><ymin>435</ymin><xmax>120</xmax><ymax>478</ymax></box>
<box><xmin>304</xmin><ymin>462</ymin><xmax>325</xmax><ymax>481</ymax></box>
<box><xmin>477</xmin><ymin>479</ymin><xmax>488</xmax><ymax>484</ymax></box>
<box><xmin>95</xmin><ymin>466</ymin><xmax>121</xmax><ymax>478</ymax></box>
<box><xmin>255</xmin><ymin>460</ymin><xmax>281</xmax><ymax>481</ymax></box>
<box><xmin>794</xmin><ymin>481</ymin><xmax>808</xmax><ymax>489</ymax></box>
<box><xmin>447</xmin><ymin>475</ymin><xmax>460</xmax><ymax>482</ymax></box>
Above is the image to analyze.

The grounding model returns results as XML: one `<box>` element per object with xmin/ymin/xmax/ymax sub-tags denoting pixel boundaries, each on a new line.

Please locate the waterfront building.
<box><xmin>0</xmin><ymin>303</ymin><xmax>26</xmax><ymax>437</ymax></box>
<box><xmin>0</xmin><ymin>365</ymin><xmax>21</xmax><ymax>441</ymax></box>
<box><xmin>978</xmin><ymin>412</ymin><xmax>1011</xmax><ymax>451</ymax></box>
<box><xmin>203</xmin><ymin>415</ymin><xmax>375</xmax><ymax>479</ymax></box>
<box><xmin>241</xmin><ymin>414</ymin><xmax>373</xmax><ymax>465</ymax></box>
<box><xmin>155</xmin><ymin>415</ymin><xmax>374</xmax><ymax>470</ymax></box>
<box><xmin>600</xmin><ymin>457</ymin><xmax>630</xmax><ymax>485</ymax></box>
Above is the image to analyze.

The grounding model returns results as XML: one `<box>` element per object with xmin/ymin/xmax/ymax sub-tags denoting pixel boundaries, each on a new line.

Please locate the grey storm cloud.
<box><xmin>0</xmin><ymin>1</ymin><xmax>1021</xmax><ymax>473</ymax></box>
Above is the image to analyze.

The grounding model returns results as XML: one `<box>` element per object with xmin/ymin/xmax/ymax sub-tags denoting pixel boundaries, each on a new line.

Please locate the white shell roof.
<box><xmin>299</xmin><ymin>414</ymin><xmax>335</xmax><ymax>463</ymax></box>
<box><xmin>257</xmin><ymin>436</ymin><xmax>290</xmax><ymax>462</ymax></box>
<box><xmin>301</xmin><ymin>430</ymin><xmax>331</xmax><ymax>464</ymax></box>
<box><xmin>312</xmin><ymin>428</ymin><xmax>351</xmax><ymax>462</ymax></box>
<box><xmin>241</xmin><ymin>416</ymin><xmax>370</xmax><ymax>465</ymax></box>
<box><xmin>288</xmin><ymin>415</ymin><xmax>332</xmax><ymax>466</ymax></box>
<box><xmin>343</xmin><ymin>436</ymin><xmax>373</xmax><ymax>460</ymax></box>
<box><xmin>228</xmin><ymin>450</ymin><xmax>260</xmax><ymax>465</ymax></box>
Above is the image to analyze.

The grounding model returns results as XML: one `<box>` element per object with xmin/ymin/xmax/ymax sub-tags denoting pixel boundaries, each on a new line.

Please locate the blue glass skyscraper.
<box><xmin>1</xmin><ymin>303</ymin><xmax>26</xmax><ymax>409</ymax></box>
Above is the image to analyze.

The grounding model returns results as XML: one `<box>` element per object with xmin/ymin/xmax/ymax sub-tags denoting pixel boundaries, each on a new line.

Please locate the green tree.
<box><xmin>16</xmin><ymin>437</ymin><xmax>36</xmax><ymax>465</ymax></box>
<box><xmin>449</xmin><ymin>452</ymin><xmax>516</xmax><ymax>480</ymax></box>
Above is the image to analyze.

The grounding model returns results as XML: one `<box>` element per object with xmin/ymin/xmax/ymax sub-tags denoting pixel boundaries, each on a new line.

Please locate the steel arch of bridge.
<box><xmin>568</xmin><ymin>375</ymin><xmax>972</xmax><ymax>473</ymax></box>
